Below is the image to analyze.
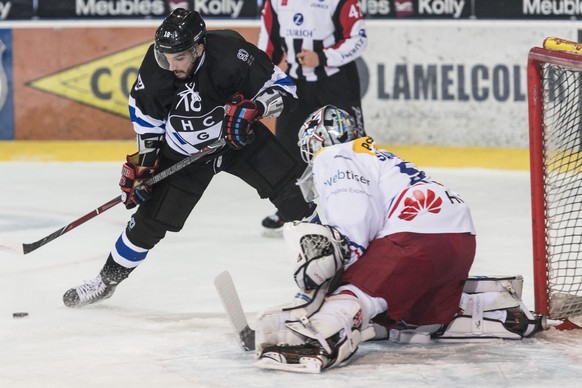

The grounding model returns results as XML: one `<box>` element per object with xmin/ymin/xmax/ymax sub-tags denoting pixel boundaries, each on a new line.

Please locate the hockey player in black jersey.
<box><xmin>62</xmin><ymin>8</ymin><xmax>318</xmax><ymax>308</ymax></box>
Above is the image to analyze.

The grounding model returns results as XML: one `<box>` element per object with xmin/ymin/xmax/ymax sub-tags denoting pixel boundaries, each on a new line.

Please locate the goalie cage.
<box><xmin>528</xmin><ymin>37</ymin><xmax>582</xmax><ymax>328</ymax></box>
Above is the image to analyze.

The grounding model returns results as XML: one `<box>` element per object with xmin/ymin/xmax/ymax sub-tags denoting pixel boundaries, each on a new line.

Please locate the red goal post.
<box><xmin>528</xmin><ymin>37</ymin><xmax>582</xmax><ymax>327</ymax></box>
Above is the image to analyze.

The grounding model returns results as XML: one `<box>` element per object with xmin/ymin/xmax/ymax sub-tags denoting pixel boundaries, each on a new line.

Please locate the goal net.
<box><xmin>528</xmin><ymin>37</ymin><xmax>582</xmax><ymax>324</ymax></box>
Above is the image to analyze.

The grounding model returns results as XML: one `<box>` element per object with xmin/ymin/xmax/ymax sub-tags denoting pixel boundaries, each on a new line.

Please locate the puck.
<box><xmin>12</xmin><ymin>312</ymin><xmax>29</xmax><ymax>318</ymax></box>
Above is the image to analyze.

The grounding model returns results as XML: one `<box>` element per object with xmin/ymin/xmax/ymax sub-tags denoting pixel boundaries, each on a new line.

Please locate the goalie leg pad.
<box><xmin>437</xmin><ymin>315</ymin><xmax>522</xmax><ymax>341</ymax></box>
<box><xmin>255</xmin><ymin>307</ymin><xmax>308</xmax><ymax>357</ymax></box>
<box><xmin>256</xmin><ymin>326</ymin><xmax>376</xmax><ymax>373</ymax></box>
<box><xmin>257</xmin><ymin>293</ymin><xmax>378</xmax><ymax>373</ymax></box>
<box><xmin>437</xmin><ymin>309</ymin><xmax>547</xmax><ymax>341</ymax></box>
<box><xmin>285</xmin><ymin>294</ymin><xmax>367</xmax><ymax>350</ymax></box>
<box><xmin>280</xmin><ymin>294</ymin><xmax>373</xmax><ymax>371</ymax></box>
<box><xmin>459</xmin><ymin>291</ymin><xmax>520</xmax><ymax>313</ymax></box>
<box><xmin>437</xmin><ymin>276</ymin><xmax>546</xmax><ymax>341</ymax></box>
<box><xmin>255</xmin><ymin>285</ymin><xmax>329</xmax><ymax>355</ymax></box>
<box><xmin>463</xmin><ymin>275</ymin><xmax>524</xmax><ymax>298</ymax></box>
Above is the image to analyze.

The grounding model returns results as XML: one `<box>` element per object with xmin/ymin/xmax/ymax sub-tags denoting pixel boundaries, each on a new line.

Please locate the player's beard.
<box><xmin>173</xmin><ymin>60</ymin><xmax>196</xmax><ymax>79</ymax></box>
<box><xmin>173</xmin><ymin>70</ymin><xmax>188</xmax><ymax>79</ymax></box>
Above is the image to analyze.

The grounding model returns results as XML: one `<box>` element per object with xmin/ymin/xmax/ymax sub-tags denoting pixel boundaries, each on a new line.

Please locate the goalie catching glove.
<box><xmin>119</xmin><ymin>152</ymin><xmax>158</xmax><ymax>209</ymax></box>
<box><xmin>222</xmin><ymin>93</ymin><xmax>263</xmax><ymax>149</ymax></box>
<box><xmin>283</xmin><ymin>222</ymin><xmax>350</xmax><ymax>291</ymax></box>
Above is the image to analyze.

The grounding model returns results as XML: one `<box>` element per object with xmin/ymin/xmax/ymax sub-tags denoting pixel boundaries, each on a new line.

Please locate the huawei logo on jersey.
<box><xmin>398</xmin><ymin>188</ymin><xmax>442</xmax><ymax>221</ymax></box>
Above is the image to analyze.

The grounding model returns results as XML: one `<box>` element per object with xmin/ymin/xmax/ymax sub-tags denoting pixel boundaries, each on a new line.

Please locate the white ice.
<box><xmin>1</xmin><ymin>162</ymin><xmax>582</xmax><ymax>387</ymax></box>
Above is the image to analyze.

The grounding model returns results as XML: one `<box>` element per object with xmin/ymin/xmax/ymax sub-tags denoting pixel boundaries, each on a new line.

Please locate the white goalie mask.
<box><xmin>297</xmin><ymin>105</ymin><xmax>359</xmax><ymax>164</ymax></box>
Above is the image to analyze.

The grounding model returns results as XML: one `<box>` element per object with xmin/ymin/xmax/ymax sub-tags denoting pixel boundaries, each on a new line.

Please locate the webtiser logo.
<box><xmin>398</xmin><ymin>188</ymin><xmax>442</xmax><ymax>221</ymax></box>
<box><xmin>322</xmin><ymin>169</ymin><xmax>371</xmax><ymax>187</ymax></box>
<box><xmin>27</xmin><ymin>42</ymin><xmax>151</xmax><ymax>117</ymax></box>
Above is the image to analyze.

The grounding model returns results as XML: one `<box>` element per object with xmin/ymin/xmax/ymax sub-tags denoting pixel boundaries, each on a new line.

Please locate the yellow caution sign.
<box><xmin>27</xmin><ymin>42</ymin><xmax>152</xmax><ymax>117</ymax></box>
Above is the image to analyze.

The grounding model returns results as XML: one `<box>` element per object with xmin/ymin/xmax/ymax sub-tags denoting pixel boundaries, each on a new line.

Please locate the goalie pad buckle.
<box><xmin>255</xmin><ymin>284</ymin><xmax>330</xmax><ymax>355</ymax></box>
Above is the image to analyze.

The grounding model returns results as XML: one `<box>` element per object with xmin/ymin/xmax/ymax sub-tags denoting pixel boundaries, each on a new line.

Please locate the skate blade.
<box><xmin>261</xmin><ymin>228</ymin><xmax>284</xmax><ymax>238</ymax></box>
<box><xmin>256</xmin><ymin>356</ymin><xmax>323</xmax><ymax>374</ymax></box>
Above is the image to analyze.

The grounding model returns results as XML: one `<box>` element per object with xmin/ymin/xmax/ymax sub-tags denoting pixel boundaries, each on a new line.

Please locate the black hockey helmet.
<box><xmin>154</xmin><ymin>8</ymin><xmax>206</xmax><ymax>70</ymax></box>
<box><xmin>155</xmin><ymin>8</ymin><xmax>206</xmax><ymax>54</ymax></box>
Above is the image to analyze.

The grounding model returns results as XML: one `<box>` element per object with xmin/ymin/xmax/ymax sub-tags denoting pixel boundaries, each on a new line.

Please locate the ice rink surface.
<box><xmin>1</xmin><ymin>162</ymin><xmax>582</xmax><ymax>387</ymax></box>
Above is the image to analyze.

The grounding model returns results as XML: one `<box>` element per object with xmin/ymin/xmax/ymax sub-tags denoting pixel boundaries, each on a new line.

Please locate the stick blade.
<box><xmin>214</xmin><ymin>270</ymin><xmax>255</xmax><ymax>351</ymax></box>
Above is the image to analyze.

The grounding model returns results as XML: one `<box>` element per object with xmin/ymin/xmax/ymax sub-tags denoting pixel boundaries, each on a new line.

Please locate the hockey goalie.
<box><xmin>254</xmin><ymin>106</ymin><xmax>547</xmax><ymax>373</ymax></box>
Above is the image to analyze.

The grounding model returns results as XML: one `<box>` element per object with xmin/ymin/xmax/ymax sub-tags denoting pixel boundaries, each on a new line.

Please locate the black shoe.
<box><xmin>261</xmin><ymin>211</ymin><xmax>286</xmax><ymax>229</ymax></box>
<box><xmin>63</xmin><ymin>274</ymin><xmax>118</xmax><ymax>308</ymax></box>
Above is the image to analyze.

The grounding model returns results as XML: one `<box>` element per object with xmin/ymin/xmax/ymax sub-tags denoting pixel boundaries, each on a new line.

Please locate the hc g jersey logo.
<box><xmin>168</xmin><ymin>106</ymin><xmax>224</xmax><ymax>145</ymax></box>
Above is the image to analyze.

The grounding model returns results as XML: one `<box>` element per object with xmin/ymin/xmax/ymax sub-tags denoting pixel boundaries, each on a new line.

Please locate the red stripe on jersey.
<box><xmin>338</xmin><ymin>290</ymin><xmax>357</xmax><ymax>298</ymax></box>
<box><xmin>261</xmin><ymin>0</ymin><xmax>278</xmax><ymax>60</ymax></box>
<box><xmin>333</xmin><ymin>0</ymin><xmax>363</xmax><ymax>49</ymax></box>
<box><xmin>388</xmin><ymin>187</ymin><xmax>411</xmax><ymax>219</ymax></box>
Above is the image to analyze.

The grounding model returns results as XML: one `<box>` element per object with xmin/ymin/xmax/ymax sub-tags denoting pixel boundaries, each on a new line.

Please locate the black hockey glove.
<box><xmin>222</xmin><ymin>93</ymin><xmax>262</xmax><ymax>150</ymax></box>
<box><xmin>119</xmin><ymin>153</ymin><xmax>158</xmax><ymax>209</ymax></box>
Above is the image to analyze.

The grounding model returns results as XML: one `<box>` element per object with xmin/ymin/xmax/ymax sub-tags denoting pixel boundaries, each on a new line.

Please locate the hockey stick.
<box><xmin>1</xmin><ymin>139</ymin><xmax>225</xmax><ymax>256</ymax></box>
<box><xmin>214</xmin><ymin>270</ymin><xmax>255</xmax><ymax>351</ymax></box>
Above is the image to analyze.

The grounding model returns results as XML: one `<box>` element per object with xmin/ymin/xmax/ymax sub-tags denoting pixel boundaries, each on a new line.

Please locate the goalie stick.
<box><xmin>0</xmin><ymin>139</ymin><xmax>225</xmax><ymax>256</ymax></box>
<box><xmin>214</xmin><ymin>271</ymin><xmax>255</xmax><ymax>351</ymax></box>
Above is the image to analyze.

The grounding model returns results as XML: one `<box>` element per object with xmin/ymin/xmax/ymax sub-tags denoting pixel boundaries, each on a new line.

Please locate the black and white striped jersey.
<box><xmin>258</xmin><ymin>0</ymin><xmax>367</xmax><ymax>82</ymax></box>
<box><xmin>129</xmin><ymin>30</ymin><xmax>297</xmax><ymax>158</ymax></box>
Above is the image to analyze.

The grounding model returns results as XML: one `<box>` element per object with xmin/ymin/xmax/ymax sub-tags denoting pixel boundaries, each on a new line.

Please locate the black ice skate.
<box><xmin>62</xmin><ymin>274</ymin><xmax>118</xmax><ymax>308</ymax></box>
<box><xmin>261</xmin><ymin>211</ymin><xmax>286</xmax><ymax>237</ymax></box>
